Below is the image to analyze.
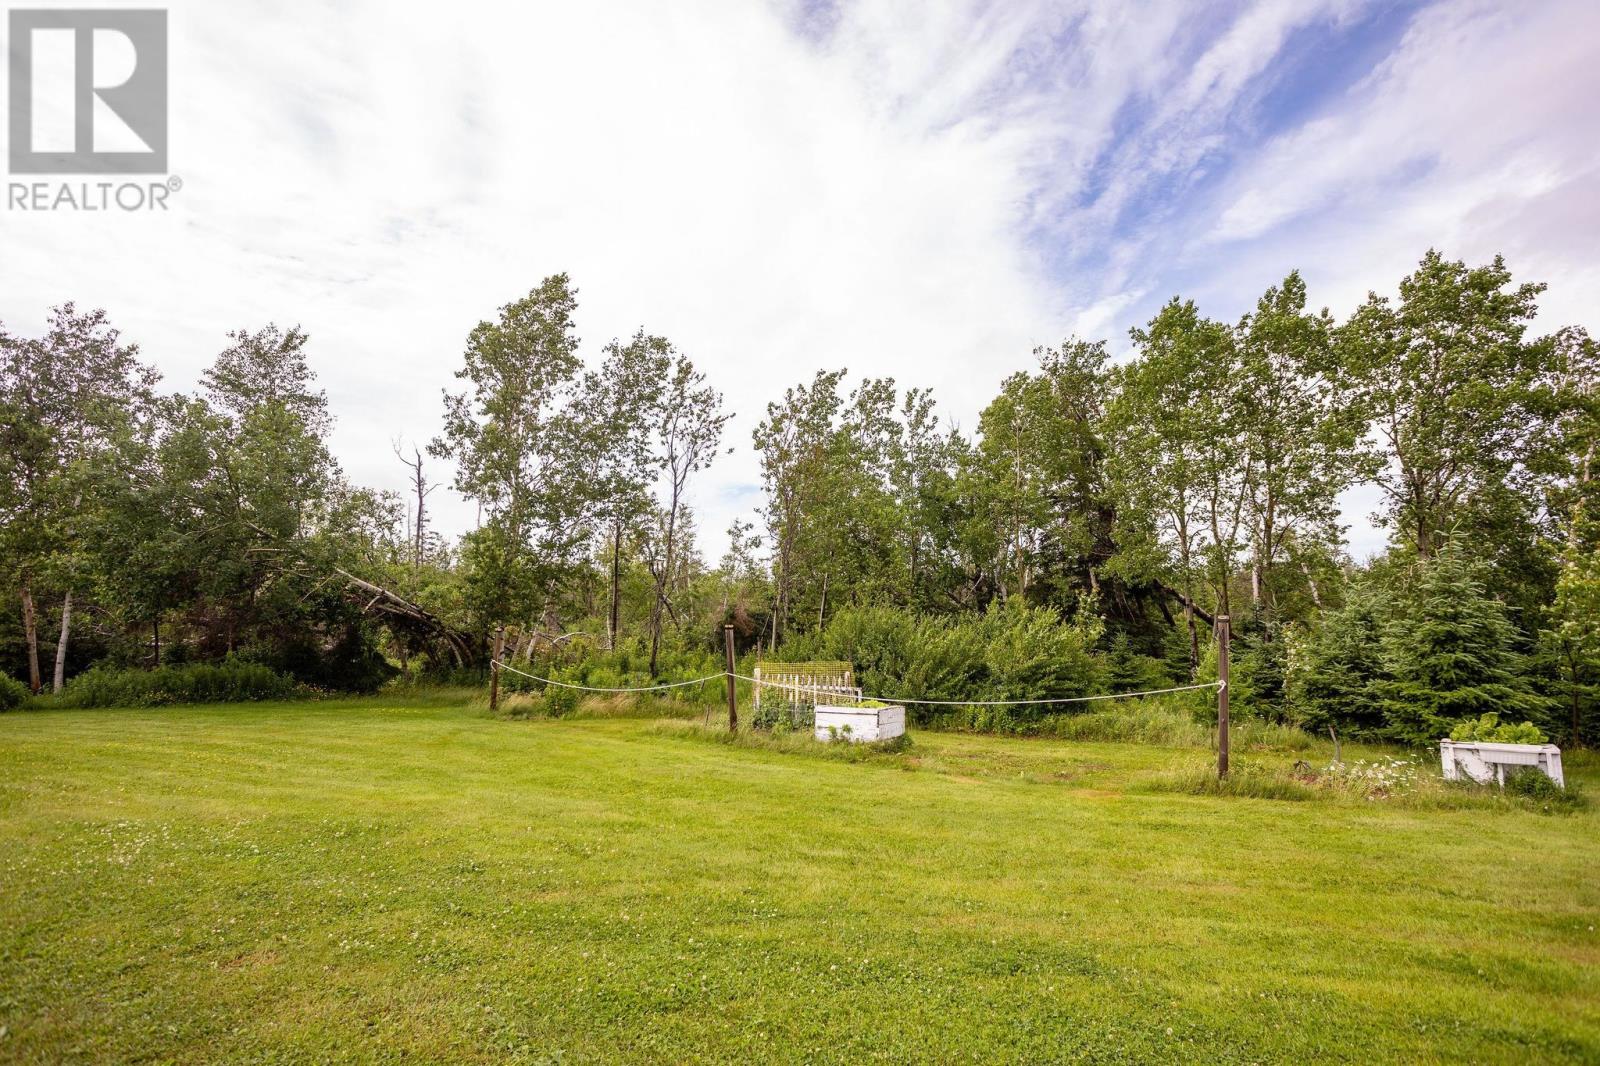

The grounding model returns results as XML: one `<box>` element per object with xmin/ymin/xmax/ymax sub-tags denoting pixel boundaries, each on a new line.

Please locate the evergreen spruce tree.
<box><xmin>1286</xmin><ymin>582</ymin><xmax>1390</xmax><ymax>739</ymax></box>
<box><xmin>1105</xmin><ymin>631</ymin><xmax>1172</xmax><ymax>693</ymax></box>
<box><xmin>1375</xmin><ymin>547</ymin><xmax>1552</xmax><ymax>746</ymax></box>
<box><xmin>1231</xmin><ymin>620</ymin><xmax>1289</xmax><ymax>720</ymax></box>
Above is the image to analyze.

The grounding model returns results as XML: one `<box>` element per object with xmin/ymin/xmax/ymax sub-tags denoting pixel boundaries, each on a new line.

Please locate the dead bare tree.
<box><xmin>393</xmin><ymin>440</ymin><xmax>437</xmax><ymax>574</ymax></box>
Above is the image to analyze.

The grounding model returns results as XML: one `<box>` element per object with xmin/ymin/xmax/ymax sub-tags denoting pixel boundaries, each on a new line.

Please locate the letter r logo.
<box><xmin>8</xmin><ymin>9</ymin><xmax>167</xmax><ymax>174</ymax></box>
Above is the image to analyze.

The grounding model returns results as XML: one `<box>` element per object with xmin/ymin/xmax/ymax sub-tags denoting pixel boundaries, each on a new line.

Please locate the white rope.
<box><xmin>491</xmin><ymin>658</ymin><xmax>1223</xmax><ymax>704</ymax></box>
<box><xmin>730</xmin><ymin>672</ymin><xmax>1222</xmax><ymax>706</ymax></box>
<box><xmin>492</xmin><ymin>660</ymin><xmax>724</xmax><ymax>692</ymax></box>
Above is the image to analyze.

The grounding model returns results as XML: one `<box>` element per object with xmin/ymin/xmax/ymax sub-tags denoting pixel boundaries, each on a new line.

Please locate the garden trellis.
<box><xmin>750</xmin><ymin>661</ymin><xmax>860</xmax><ymax>711</ymax></box>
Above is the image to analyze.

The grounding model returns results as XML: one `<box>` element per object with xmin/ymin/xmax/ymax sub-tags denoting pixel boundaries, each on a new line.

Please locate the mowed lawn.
<box><xmin>2</xmin><ymin>698</ymin><xmax>1597</xmax><ymax>1064</ymax></box>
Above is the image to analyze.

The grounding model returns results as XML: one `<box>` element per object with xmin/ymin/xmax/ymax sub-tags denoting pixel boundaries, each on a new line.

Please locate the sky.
<box><xmin>3</xmin><ymin>0</ymin><xmax>1598</xmax><ymax>564</ymax></box>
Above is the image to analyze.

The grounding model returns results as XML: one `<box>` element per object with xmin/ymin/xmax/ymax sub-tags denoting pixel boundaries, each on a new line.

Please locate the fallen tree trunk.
<box><xmin>333</xmin><ymin>568</ymin><xmax>482</xmax><ymax>664</ymax></box>
<box><xmin>1157</xmin><ymin>581</ymin><xmax>1216</xmax><ymax>628</ymax></box>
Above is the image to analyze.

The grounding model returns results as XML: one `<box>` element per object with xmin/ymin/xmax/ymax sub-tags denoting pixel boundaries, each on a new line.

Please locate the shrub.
<box><xmin>1104</xmin><ymin>633</ymin><xmax>1174</xmax><ymax>694</ymax></box>
<box><xmin>0</xmin><ymin>673</ymin><xmax>31</xmax><ymax>711</ymax></box>
<box><xmin>795</xmin><ymin>601</ymin><xmax>1108</xmax><ymax>722</ymax></box>
<box><xmin>57</xmin><ymin>660</ymin><xmax>300</xmax><ymax>708</ymax></box>
<box><xmin>1229</xmin><ymin>624</ymin><xmax>1289</xmax><ymax>720</ymax></box>
<box><xmin>541</xmin><ymin>684</ymin><xmax>580</xmax><ymax>717</ymax></box>
<box><xmin>257</xmin><ymin>624</ymin><xmax>397</xmax><ymax>694</ymax></box>
<box><xmin>499</xmin><ymin>643</ymin><xmax>726</xmax><ymax>707</ymax></box>
<box><xmin>787</xmin><ymin>606</ymin><xmax>918</xmax><ymax>695</ymax></box>
<box><xmin>1284</xmin><ymin>583</ymin><xmax>1390</xmax><ymax>738</ymax></box>
<box><xmin>975</xmin><ymin>599</ymin><xmax>1107</xmax><ymax>712</ymax></box>
<box><xmin>1504</xmin><ymin>768</ymin><xmax>1586</xmax><ymax>811</ymax></box>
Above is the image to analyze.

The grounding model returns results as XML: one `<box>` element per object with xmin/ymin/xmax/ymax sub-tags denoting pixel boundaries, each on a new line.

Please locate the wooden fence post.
<box><xmin>723</xmin><ymin>624</ymin><xmax>738</xmax><ymax>732</ymax></box>
<box><xmin>489</xmin><ymin>625</ymin><xmax>505</xmax><ymax>713</ymax></box>
<box><xmin>1217</xmin><ymin>613</ymin><xmax>1231</xmax><ymax>778</ymax></box>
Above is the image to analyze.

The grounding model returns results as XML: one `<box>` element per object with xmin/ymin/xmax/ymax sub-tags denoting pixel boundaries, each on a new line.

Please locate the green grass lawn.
<box><xmin>2</xmin><ymin>697</ymin><xmax>1597</xmax><ymax>1064</ymax></box>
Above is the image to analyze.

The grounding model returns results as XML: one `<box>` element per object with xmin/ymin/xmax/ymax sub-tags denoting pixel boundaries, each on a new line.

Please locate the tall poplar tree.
<box><xmin>1338</xmin><ymin>250</ymin><xmax>1550</xmax><ymax>559</ymax></box>
<box><xmin>432</xmin><ymin>275</ymin><xmax>596</xmax><ymax>637</ymax></box>
<box><xmin>753</xmin><ymin>370</ymin><xmax>846</xmax><ymax>648</ymax></box>
<box><xmin>1107</xmin><ymin>299</ymin><xmax>1246</xmax><ymax>674</ymax></box>
<box><xmin>581</xmin><ymin>331</ymin><xmax>669</xmax><ymax>650</ymax></box>
<box><xmin>0</xmin><ymin>306</ymin><xmax>158</xmax><ymax>691</ymax></box>
<box><xmin>1236</xmin><ymin>271</ymin><xmax>1366</xmax><ymax>622</ymax></box>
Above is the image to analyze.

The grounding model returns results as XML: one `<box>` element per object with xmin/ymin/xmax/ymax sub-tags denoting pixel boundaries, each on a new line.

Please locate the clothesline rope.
<box><xmin>732</xmin><ymin>672</ymin><xmax>1222</xmax><ymax>705</ymax></box>
<box><xmin>490</xmin><ymin>659</ymin><xmax>1223</xmax><ymax>705</ymax></box>
<box><xmin>491</xmin><ymin>660</ymin><xmax>723</xmax><ymax>692</ymax></box>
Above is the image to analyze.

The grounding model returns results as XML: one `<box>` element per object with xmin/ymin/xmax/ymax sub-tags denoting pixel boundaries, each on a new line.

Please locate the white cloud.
<box><xmin>1204</xmin><ymin>0</ymin><xmax>1600</xmax><ymax>317</ymax></box>
<box><xmin>1</xmin><ymin>0</ymin><xmax>1064</xmax><ymax>558</ymax></box>
<box><xmin>2</xmin><ymin>0</ymin><xmax>1594</xmax><ymax>569</ymax></box>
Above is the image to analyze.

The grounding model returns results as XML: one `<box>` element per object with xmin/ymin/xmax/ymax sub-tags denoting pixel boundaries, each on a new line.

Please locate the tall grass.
<box><xmin>1143</xmin><ymin>755</ymin><xmax>1589</xmax><ymax>813</ymax></box>
<box><xmin>1141</xmin><ymin>759</ymin><xmax>1318</xmax><ymax>801</ymax></box>
<box><xmin>925</xmin><ymin>696</ymin><xmax>1315</xmax><ymax>750</ymax></box>
<box><xmin>489</xmin><ymin>690</ymin><xmax>715</xmax><ymax>721</ymax></box>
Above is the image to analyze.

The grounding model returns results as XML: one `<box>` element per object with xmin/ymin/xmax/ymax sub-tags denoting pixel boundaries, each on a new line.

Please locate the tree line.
<box><xmin>2</xmin><ymin>253</ymin><xmax>1596</xmax><ymax>744</ymax></box>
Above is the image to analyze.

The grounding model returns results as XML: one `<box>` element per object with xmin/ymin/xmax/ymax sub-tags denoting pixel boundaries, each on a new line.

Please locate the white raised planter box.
<box><xmin>1440</xmin><ymin>739</ymin><xmax>1564</xmax><ymax>788</ymax></box>
<box><xmin>814</xmin><ymin>703</ymin><xmax>905</xmax><ymax>744</ymax></box>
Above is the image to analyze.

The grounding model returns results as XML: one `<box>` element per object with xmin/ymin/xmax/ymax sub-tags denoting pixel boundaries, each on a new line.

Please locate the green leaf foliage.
<box><xmin>55</xmin><ymin>660</ymin><xmax>300</xmax><ymax>708</ymax></box>
<box><xmin>0</xmin><ymin>672</ymin><xmax>31</xmax><ymax>710</ymax></box>
<box><xmin>1447</xmin><ymin>714</ymin><xmax>1547</xmax><ymax>745</ymax></box>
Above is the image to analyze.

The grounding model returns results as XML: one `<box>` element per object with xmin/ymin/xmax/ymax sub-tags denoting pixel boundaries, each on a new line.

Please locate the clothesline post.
<box><xmin>723</xmin><ymin>624</ymin><xmax>738</xmax><ymax>732</ymax></box>
<box><xmin>489</xmin><ymin>626</ymin><xmax>505</xmax><ymax>713</ymax></box>
<box><xmin>1217</xmin><ymin>613</ymin><xmax>1231</xmax><ymax>778</ymax></box>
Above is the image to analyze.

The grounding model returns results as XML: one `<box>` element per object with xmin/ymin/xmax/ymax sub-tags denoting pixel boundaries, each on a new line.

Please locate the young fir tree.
<box><xmin>1285</xmin><ymin>582</ymin><xmax>1390</xmax><ymax>739</ymax></box>
<box><xmin>1374</xmin><ymin>547</ymin><xmax>1552</xmax><ymax>746</ymax></box>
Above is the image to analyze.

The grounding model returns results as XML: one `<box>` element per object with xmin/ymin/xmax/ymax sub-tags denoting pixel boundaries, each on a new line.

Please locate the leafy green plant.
<box><xmin>1448</xmin><ymin>713</ymin><xmax>1547</xmax><ymax>744</ymax></box>
<box><xmin>751</xmin><ymin>699</ymin><xmax>812</xmax><ymax>732</ymax></box>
